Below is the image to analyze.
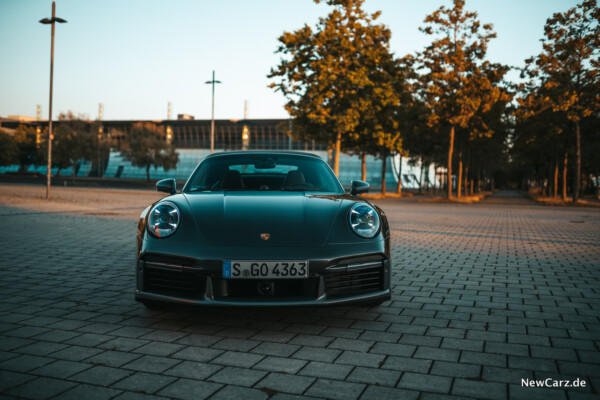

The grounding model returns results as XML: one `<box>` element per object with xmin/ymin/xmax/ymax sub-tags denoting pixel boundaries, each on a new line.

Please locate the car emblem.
<box><xmin>261</xmin><ymin>233</ymin><xmax>270</xmax><ymax>241</ymax></box>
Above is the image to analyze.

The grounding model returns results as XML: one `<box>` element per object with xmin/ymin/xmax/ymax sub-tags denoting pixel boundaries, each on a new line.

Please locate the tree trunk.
<box><xmin>562</xmin><ymin>151</ymin><xmax>568</xmax><ymax>201</ymax></box>
<box><xmin>464</xmin><ymin>166</ymin><xmax>469</xmax><ymax>197</ymax></box>
<box><xmin>361</xmin><ymin>153</ymin><xmax>366</xmax><ymax>182</ymax></box>
<box><xmin>333</xmin><ymin>131</ymin><xmax>341</xmax><ymax>177</ymax></box>
<box><xmin>553</xmin><ymin>161</ymin><xmax>559</xmax><ymax>199</ymax></box>
<box><xmin>146</xmin><ymin>164</ymin><xmax>151</xmax><ymax>182</ymax></box>
<box><xmin>419</xmin><ymin>158</ymin><xmax>424</xmax><ymax>193</ymax></box>
<box><xmin>574</xmin><ymin>121</ymin><xmax>581</xmax><ymax>203</ymax></box>
<box><xmin>447</xmin><ymin>126</ymin><xmax>454</xmax><ymax>198</ymax></box>
<box><xmin>381</xmin><ymin>156</ymin><xmax>387</xmax><ymax>195</ymax></box>
<box><xmin>457</xmin><ymin>153</ymin><xmax>463</xmax><ymax>199</ymax></box>
<box><xmin>396</xmin><ymin>155</ymin><xmax>402</xmax><ymax>194</ymax></box>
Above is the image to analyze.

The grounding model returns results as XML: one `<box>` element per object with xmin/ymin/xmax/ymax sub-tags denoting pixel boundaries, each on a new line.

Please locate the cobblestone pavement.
<box><xmin>1</xmin><ymin>191</ymin><xmax>599</xmax><ymax>400</ymax></box>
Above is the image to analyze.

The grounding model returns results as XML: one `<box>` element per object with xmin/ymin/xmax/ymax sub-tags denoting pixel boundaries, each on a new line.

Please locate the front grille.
<box><xmin>325</xmin><ymin>261</ymin><xmax>383</xmax><ymax>296</ymax></box>
<box><xmin>143</xmin><ymin>262</ymin><xmax>205</xmax><ymax>299</ymax></box>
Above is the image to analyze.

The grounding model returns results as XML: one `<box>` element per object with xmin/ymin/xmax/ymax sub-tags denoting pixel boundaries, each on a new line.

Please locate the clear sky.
<box><xmin>0</xmin><ymin>0</ymin><xmax>578</xmax><ymax>121</ymax></box>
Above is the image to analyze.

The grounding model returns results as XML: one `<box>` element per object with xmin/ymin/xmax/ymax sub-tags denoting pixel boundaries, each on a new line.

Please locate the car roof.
<box><xmin>204</xmin><ymin>151</ymin><xmax>323</xmax><ymax>160</ymax></box>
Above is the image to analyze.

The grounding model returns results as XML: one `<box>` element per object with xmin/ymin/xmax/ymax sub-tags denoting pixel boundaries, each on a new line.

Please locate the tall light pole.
<box><xmin>40</xmin><ymin>2</ymin><xmax>67</xmax><ymax>199</ymax></box>
<box><xmin>205</xmin><ymin>70</ymin><xmax>221</xmax><ymax>154</ymax></box>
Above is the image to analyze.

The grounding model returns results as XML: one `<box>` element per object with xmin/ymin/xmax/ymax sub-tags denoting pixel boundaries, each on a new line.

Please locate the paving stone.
<box><xmin>209</xmin><ymin>385</ymin><xmax>268</xmax><ymax>400</ymax></box>
<box><xmin>414</xmin><ymin>346</ymin><xmax>460</xmax><ymax>362</ymax></box>
<box><xmin>397</xmin><ymin>372</ymin><xmax>452</xmax><ymax>394</ymax></box>
<box><xmin>253</xmin><ymin>356</ymin><xmax>307</xmax><ymax>374</ymax></box>
<box><xmin>30</xmin><ymin>359</ymin><xmax>91</xmax><ymax>379</ymax></box>
<box><xmin>131</xmin><ymin>342</ymin><xmax>185</xmax><ymax>357</ymax></box>
<box><xmin>347</xmin><ymin>366</ymin><xmax>401</xmax><ymax>387</ymax></box>
<box><xmin>0</xmin><ymin>370</ymin><xmax>36</xmax><ymax>392</ymax></box>
<box><xmin>5</xmin><ymin>376</ymin><xmax>78</xmax><ymax>400</ymax></box>
<box><xmin>170</xmin><ymin>346</ymin><xmax>224</xmax><ymax>362</ymax></box>
<box><xmin>111</xmin><ymin>371</ymin><xmax>177</xmax><ymax>394</ymax></box>
<box><xmin>0</xmin><ymin>354</ymin><xmax>54</xmax><ymax>372</ymax></box>
<box><xmin>360</xmin><ymin>386</ymin><xmax>420</xmax><ymax>400</ymax></box>
<box><xmin>335</xmin><ymin>350</ymin><xmax>385</xmax><ymax>368</ymax></box>
<box><xmin>305</xmin><ymin>378</ymin><xmax>366</xmax><ymax>400</ymax></box>
<box><xmin>157</xmin><ymin>378</ymin><xmax>222</xmax><ymax>399</ymax></box>
<box><xmin>58</xmin><ymin>384</ymin><xmax>123</xmax><ymax>400</ymax></box>
<box><xmin>299</xmin><ymin>361</ymin><xmax>353</xmax><ymax>380</ymax></box>
<box><xmin>211</xmin><ymin>350</ymin><xmax>264</xmax><ymax>367</ymax></box>
<box><xmin>482</xmin><ymin>366</ymin><xmax>534</xmax><ymax>384</ymax></box>
<box><xmin>164</xmin><ymin>360</ymin><xmax>221</xmax><ymax>381</ymax></box>
<box><xmin>291</xmin><ymin>346</ymin><xmax>341</xmax><ymax>362</ymax></box>
<box><xmin>452</xmin><ymin>378</ymin><xmax>507</xmax><ymax>400</ymax></box>
<box><xmin>122</xmin><ymin>355</ymin><xmax>180</xmax><ymax>373</ymax></box>
<box><xmin>70</xmin><ymin>365</ymin><xmax>132</xmax><ymax>386</ymax></box>
<box><xmin>255</xmin><ymin>372</ymin><xmax>315</xmax><ymax>395</ymax></box>
<box><xmin>250</xmin><ymin>342</ymin><xmax>300</xmax><ymax>357</ymax></box>
<box><xmin>380</xmin><ymin>355</ymin><xmax>432</xmax><ymax>373</ymax></box>
<box><xmin>431</xmin><ymin>360</ymin><xmax>480</xmax><ymax>378</ymax></box>
<box><xmin>85</xmin><ymin>350</ymin><xmax>142</xmax><ymax>367</ymax></box>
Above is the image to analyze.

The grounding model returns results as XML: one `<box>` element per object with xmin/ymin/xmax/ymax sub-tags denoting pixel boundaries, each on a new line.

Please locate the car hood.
<box><xmin>183</xmin><ymin>192</ymin><xmax>345</xmax><ymax>247</ymax></box>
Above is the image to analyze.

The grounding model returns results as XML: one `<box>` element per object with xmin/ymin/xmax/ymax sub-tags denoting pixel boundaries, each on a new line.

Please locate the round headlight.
<box><xmin>349</xmin><ymin>203</ymin><xmax>380</xmax><ymax>238</ymax></box>
<box><xmin>147</xmin><ymin>201</ymin><xmax>180</xmax><ymax>238</ymax></box>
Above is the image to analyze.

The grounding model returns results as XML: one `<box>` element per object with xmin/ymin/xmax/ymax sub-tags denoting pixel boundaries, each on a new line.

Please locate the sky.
<box><xmin>0</xmin><ymin>0</ymin><xmax>579</xmax><ymax>121</ymax></box>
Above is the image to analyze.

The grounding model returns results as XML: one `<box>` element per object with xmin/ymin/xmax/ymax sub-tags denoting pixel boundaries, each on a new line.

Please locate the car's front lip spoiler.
<box><xmin>134</xmin><ymin>288</ymin><xmax>391</xmax><ymax>307</ymax></box>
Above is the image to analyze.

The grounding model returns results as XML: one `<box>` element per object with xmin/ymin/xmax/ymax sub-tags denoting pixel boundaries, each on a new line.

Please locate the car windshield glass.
<box><xmin>184</xmin><ymin>154</ymin><xmax>344</xmax><ymax>193</ymax></box>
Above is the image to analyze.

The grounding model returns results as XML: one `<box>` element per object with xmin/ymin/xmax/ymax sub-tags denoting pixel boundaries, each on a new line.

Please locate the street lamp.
<box><xmin>40</xmin><ymin>1</ymin><xmax>67</xmax><ymax>199</ymax></box>
<box><xmin>205</xmin><ymin>70</ymin><xmax>222</xmax><ymax>154</ymax></box>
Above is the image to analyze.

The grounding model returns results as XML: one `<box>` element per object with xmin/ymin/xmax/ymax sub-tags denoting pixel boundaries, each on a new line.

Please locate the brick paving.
<box><xmin>0</xmin><ymin>190</ymin><xmax>599</xmax><ymax>399</ymax></box>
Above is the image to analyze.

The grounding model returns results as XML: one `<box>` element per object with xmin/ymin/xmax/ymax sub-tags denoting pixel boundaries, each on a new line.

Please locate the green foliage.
<box><xmin>119</xmin><ymin>122</ymin><xmax>179</xmax><ymax>181</ymax></box>
<box><xmin>519</xmin><ymin>0</ymin><xmax>600</xmax><ymax>201</ymax></box>
<box><xmin>416</xmin><ymin>0</ymin><xmax>511</xmax><ymax>197</ymax></box>
<box><xmin>50</xmin><ymin>112</ymin><xmax>97</xmax><ymax>178</ymax></box>
<box><xmin>0</xmin><ymin>130</ymin><xmax>19</xmax><ymax>167</ymax></box>
<box><xmin>13</xmin><ymin>124</ymin><xmax>42</xmax><ymax>172</ymax></box>
<box><xmin>268</xmin><ymin>0</ymin><xmax>402</xmax><ymax>175</ymax></box>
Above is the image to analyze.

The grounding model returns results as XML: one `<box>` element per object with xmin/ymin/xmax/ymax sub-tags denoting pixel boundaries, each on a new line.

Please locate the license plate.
<box><xmin>223</xmin><ymin>261</ymin><xmax>308</xmax><ymax>279</ymax></box>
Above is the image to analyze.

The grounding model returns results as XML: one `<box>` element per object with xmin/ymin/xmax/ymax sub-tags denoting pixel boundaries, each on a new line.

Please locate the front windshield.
<box><xmin>184</xmin><ymin>154</ymin><xmax>344</xmax><ymax>193</ymax></box>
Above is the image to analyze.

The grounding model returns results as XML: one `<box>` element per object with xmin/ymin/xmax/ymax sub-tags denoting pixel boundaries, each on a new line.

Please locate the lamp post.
<box><xmin>205</xmin><ymin>70</ymin><xmax>221</xmax><ymax>154</ymax></box>
<box><xmin>39</xmin><ymin>2</ymin><xmax>67</xmax><ymax>199</ymax></box>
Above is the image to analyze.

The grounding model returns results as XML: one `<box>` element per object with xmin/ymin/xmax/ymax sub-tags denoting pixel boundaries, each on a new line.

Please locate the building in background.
<box><xmin>0</xmin><ymin>117</ymin><xmax>436</xmax><ymax>190</ymax></box>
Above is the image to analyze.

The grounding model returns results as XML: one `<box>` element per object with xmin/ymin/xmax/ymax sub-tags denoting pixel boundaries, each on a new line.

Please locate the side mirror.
<box><xmin>350</xmin><ymin>180</ymin><xmax>370</xmax><ymax>195</ymax></box>
<box><xmin>157</xmin><ymin>178</ymin><xmax>176</xmax><ymax>195</ymax></box>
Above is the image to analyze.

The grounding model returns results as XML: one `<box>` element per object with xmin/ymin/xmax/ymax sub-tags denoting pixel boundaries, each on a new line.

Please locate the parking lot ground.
<box><xmin>0</xmin><ymin>189</ymin><xmax>599</xmax><ymax>400</ymax></box>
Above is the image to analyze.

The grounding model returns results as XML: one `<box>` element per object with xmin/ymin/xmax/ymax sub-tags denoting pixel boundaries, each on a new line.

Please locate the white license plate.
<box><xmin>223</xmin><ymin>261</ymin><xmax>309</xmax><ymax>279</ymax></box>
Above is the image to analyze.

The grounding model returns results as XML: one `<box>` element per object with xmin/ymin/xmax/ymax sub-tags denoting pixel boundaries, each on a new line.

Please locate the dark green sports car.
<box><xmin>135</xmin><ymin>151</ymin><xmax>391</xmax><ymax>307</ymax></box>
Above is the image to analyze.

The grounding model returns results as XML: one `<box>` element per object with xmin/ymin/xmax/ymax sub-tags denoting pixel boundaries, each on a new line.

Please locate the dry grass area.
<box><xmin>530</xmin><ymin>194</ymin><xmax>600</xmax><ymax>208</ymax></box>
<box><xmin>419</xmin><ymin>191</ymin><xmax>493</xmax><ymax>204</ymax></box>
<box><xmin>0</xmin><ymin>184</ymin><xmax>165</xmax><ymax>221</ymax></box>
<box><xmin>362</xmin><ymin>192</ymin><xmax>414</xmax><ymax>200</ymax></box>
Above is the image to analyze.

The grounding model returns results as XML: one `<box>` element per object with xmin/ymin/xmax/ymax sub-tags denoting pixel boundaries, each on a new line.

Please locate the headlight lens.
<box><xmin>349</xmin><ymin>203</ymin><xmax>380</xmax><ymax>238</ymax></box>
<box><xmin>147</xmin><ymin>201</ymin><xmax>180</xmax><ymax>238</ymax></box>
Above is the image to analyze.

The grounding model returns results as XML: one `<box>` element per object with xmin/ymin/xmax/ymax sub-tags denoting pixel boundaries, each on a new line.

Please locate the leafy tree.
<box><xmin>51</xmin><ymin>112</ymin><xmax>96</xmax><ymax>180</ymax></box>
<box><xmin>417</xmin><ymin>0</ymin><xmax>508</xmax><ymax>198</ymax></box>
<box><xmin>521</xmin><ymin>0</ymin><xmax>600</xmax><ymax>202</ymax></box>
<box><xmin>120</xmin><ymin>122</ymin><xmax>179</xmax><ymax>181</ymax></box>
<box><xmin>0</xmin><ymin>130</ymin><xmax>19</xmax><ymax>166</ymax></box>
<box><xmin>268</xmin><ymin>0</ymin><xmax>399</xmax><ymax>176</ymax></box>
<box><xmin>13</xmin><ymin>124</ymin><xmax>42</xmax><ymax>172</ymax></box>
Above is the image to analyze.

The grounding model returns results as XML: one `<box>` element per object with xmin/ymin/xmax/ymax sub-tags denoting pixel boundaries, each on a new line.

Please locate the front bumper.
<box><xmin>135</xmin><ymin>243</ymin><xmax>391</xmax><ymax>306</ymax></box>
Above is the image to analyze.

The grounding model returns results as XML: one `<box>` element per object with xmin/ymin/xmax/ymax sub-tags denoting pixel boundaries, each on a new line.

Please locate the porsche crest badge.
<box><xmin>260</xmin><ymin>233</ymin><xmax>270</xmax><ymax>241</ymax></box>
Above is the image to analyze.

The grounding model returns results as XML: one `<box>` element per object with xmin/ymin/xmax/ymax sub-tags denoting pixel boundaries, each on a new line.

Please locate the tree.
<box><xmin>417</xmin><ymin>0</ymin><xmax>508</xmax><ymax>198</ymax></box>
<box><xmin>268</xmin><ymin>0</ymin><xmax>398</xmax><ymax>176</ymax></box>
<box><xmin>51</xmin><ymin>112</ymin><xmax>96</xmax><ymax>181</ymax></box>
<box><xmin>120</xmin><ymin>122</ymin><xmax>179</xmax><ymax>181</ymax></box>
<box><xmin>0</xmin><ymin>130</ymin><xmax>19</xmax><ymax>167</ymax></box>
<box><xmin>521</xmin><ymin>0</ymin><xmax>600</xmax><ymax>202</ymax></box>
<box><xmin>13</xmin><ymin>124</ymin><xmax>42</xmax><ymax>172</ymax></box>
